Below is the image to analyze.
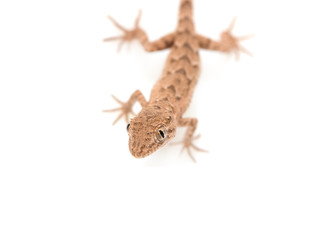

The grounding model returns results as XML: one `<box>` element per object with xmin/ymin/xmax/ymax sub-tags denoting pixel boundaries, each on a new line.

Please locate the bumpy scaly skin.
<box><xmin>103</xmin><ymin>0</ymin><xmax>250</xmax><ymax>161</ymax></box>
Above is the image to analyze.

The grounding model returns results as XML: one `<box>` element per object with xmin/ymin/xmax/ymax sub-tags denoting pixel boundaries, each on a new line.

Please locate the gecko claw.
<box><xmin>182</xmin><ymin>135</ymin><xmax>208</xmax><ymax>163</ymax></box>
<box><xmin>102</xmin><ymin>95</ymin><xmax>135</xmax><ymax>125</ymax></box>
<box><xmin>227</xmin><ymin>16</ymin><xmax>237</xmax><ymax>32</ymax></box>
<box><xmin>103</xmin><ymin>10</ymin><xmax>142</xmax><ymax>52</ymax></box>
<box><xmin>172</xmin><ymin>134</ymin><xmax>208</xmax><ymax>162</ymax></box>
<box><xmin>221</xmin><ymin>17</ymin><xmax>253</xmax><ymax>59</ymax></box>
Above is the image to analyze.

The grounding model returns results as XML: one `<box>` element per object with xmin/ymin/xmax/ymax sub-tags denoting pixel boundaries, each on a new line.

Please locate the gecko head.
<box><xmin>127</xmin><ymin>104</ymin><xmax>176</xmax><ymax>158</ymax></box>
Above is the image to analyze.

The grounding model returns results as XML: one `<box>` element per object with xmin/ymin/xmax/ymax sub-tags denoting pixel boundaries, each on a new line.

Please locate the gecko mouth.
<box><xmin>129</xmin><ymin>141</ymin><xmax>158</xmax><ymax>159</ymax></box>
<box><xmin>130</xmin><ymin>151</ymin><xmax>149</xmax><ymax>159</ymax></box>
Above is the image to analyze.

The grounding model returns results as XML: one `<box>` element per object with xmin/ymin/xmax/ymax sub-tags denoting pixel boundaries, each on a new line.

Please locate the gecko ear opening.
<box><xmin>127</xmin><ymin>123</ymin><xmax>130</xmax><ymax>132</ymax></box>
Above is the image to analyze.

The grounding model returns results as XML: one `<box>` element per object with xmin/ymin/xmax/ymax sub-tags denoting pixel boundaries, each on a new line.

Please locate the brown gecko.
<box><xmin>103</xmin><ymin>0</ymin><xmax>251</xmax><ymax>161</ymax></box>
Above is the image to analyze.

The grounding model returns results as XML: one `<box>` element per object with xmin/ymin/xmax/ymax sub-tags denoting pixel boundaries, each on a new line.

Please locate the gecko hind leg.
<box><xmin>196</xmin><ymin>17</ymin><xmax>253</xmax><ymax>59</ymax></box>
<box><xmin>103</xmin><ymin>10</ymin><xmax>176</xmax><ymax>52</ymax></box>
<box><xmin>221</xmin><ymin>17</ymin><xmax>254</xmax><ymax>60</ymax></box>
<box><xmin>173</xmin><ymin>118</ymin><xmax>208</xmax><ymax>162</ymax></box>
<box><xmin>103</xmin><ymin>90</ymin><xmax>147</xmax><ymax>125</ymax></box>
<box><xmin>103</xmin><ymin>10</ymin><xmax>142</xmax><ymax>52</ymax></box>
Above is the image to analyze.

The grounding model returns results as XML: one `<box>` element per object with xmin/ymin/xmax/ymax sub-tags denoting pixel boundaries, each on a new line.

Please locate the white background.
<box><xmin>0</xmin><ymin>0</ymin><xmax>311</xmax><ymax>239</ymax></box>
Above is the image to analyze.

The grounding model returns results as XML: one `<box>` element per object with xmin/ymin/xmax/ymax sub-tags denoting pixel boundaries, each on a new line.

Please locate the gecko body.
<box><xmin>103</xmin><ymin>0</ymin><xmax>250</xmax><ymax>161</ymax></box>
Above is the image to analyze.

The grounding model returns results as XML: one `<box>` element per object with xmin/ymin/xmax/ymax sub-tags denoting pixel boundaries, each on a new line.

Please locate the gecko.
<box><xmin>103</xmin><ymin>0</ymin><xmax>251</xmax><ymax>161</ymax></box>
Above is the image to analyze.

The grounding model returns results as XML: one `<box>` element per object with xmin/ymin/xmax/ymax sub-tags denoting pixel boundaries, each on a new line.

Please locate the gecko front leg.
<box><xmin>103</xmin><ymin>90</ymin><xmax>147</xmax><ymax>125</ymax></box>
<box><xmin>177</xmin><ymin>118</ymin><xmax>207</xmax><ymax>162</ymax></box>
<box><xmin>103</xmin><ymin>10</ymin><xmax>175</xmax><ymax>52</ymax></box>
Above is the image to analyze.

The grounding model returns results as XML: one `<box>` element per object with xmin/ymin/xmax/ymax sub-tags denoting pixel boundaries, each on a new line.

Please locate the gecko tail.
<box><xmin>177</xmin><ymin>0</ymin><xmax>195</xmax><ymax>32</ymax></box>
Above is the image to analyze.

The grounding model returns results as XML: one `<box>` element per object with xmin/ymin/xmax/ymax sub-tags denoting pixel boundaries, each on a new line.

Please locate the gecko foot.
<box><xmin>102</xmin><ymin>95</ymin><xmax>135</xmax><ymax>125</ymax></box>
<box><xmin>103</xmin><ymin>10</ymin><xmax>142</xmax><ymax>52</ymax></box>
<box><xmin>221</xmin><ymin>17</ymin><xmax>253</xmax><ymax>60</ymax></box>
<box><xmin>172</xmin><ymin>134</ymin><xmax>208</xmax><ymax>163</ymax></box>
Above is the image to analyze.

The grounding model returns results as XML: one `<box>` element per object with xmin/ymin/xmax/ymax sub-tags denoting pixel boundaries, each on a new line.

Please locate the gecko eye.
<box><xmin>127</xmin><ymin>123</ymin><xmax>130</xmax><ymax>132</ymax></box>
<box><xmin>155</xmin><ymin>126</ymin><xmax>167</xmax><ymax>143</ymax></box>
